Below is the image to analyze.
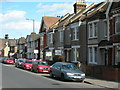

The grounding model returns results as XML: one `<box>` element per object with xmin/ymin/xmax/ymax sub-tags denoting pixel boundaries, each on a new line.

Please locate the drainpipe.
<box><xmin>106</xmin><ymin>0</ymin><xmax>113</xmax><ymax>41</ymax></box>
<box><xmin>105</xmin><ymin>1</ymin><xmax>113</xmax><ymax>66</ymax></box>
<box><xmin>85</xmin><ymin>13</ymin><xmax>88</xmax><ymax>65</ymax></box>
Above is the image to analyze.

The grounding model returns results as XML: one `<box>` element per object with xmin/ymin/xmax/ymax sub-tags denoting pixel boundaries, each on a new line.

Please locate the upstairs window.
<box><xmin>89</xmin><ymin>24</ymin><xmax>93</xmax><ymax>38</ymax></box>
<box><xmin>88</xmin><ymin>22</ymin><xmax>98</xmax><ymax>38</ymax></box>
<box><xmin>115</xmin><ymin>16</ymin><xmax>120</xmax><ymax>34</ymax></box>
<box><xmin>60</xmin><ymin>30</ymin><xmax>64</xmax><ymax>42</ymax></box>
<box><xmin>104</xmin><ymin>21</ymin><xmax>107</xmax><ymax>37</ymax></box>
<box><xmin>48</xmin><ymin>33</ymin><xmax>53</xmax><ymax>44</ymax></box>
<box><xmin>72</xmin><ymin>27</ymin><xmax>79</xmax><ymax>40</ymax></box>
<box><xmin>40</xmin><ymin>36</ymin><xmax>43</xmax><ymax>45</ymax></box>
<box><xmin>94</xmin><ymin>22</ymin><xmax>98</xmax><ymax>37</ymax></box>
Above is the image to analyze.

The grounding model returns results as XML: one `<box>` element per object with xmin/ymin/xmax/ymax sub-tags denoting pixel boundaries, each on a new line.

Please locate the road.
<box><xmin>1</xmin><ymin>63</ymin><xmax>111</xmax><ymax>89</ymax></box>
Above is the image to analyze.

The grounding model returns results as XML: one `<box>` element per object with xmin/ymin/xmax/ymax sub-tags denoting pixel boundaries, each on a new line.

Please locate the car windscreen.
<box><xmin>38</xmin><ymin>62</ymin><xmax>48</xmax><ymax>66</ymax></box>
<box><xmin>25</xmin><ymin>61</ymin><xmax>32</xmax><ymax>64</ymax></box>
<box><xmin>19</xmin><ymin>60</ymin><xmax>24</xmax><ymax>62</ymax></box>
<box><xmin>62</xmin><ymin>64</ymin><xmax>78</xmax><ymax>70</ymax></box>
<box><xmin>7</xmin><ymin>58</ymin><xmax>13</xmax><ymax>60</ymax></box>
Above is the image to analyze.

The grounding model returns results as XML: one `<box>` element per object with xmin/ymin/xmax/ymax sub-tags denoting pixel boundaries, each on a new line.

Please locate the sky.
<box><xmin>0</xmin><ymin>0</ymin><xmax>105</xmax><ymax>39</ymax></box>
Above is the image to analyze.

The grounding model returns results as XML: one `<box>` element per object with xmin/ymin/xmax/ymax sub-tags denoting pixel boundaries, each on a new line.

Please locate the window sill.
<box><xmin>88</xmin><ymin>37</ymin><xmax>98</xmax><ymax>39</ymax></box>
<box><xmin>72</xmin><ymin>39</ymin><xmax>79</xmax><ymax>41</ymax></box>
<box><xmin>115</xmin><ymin>33</ymin><xmax>120</xmax><ymax>35</ymax></box>
<box><xmin>88</xmin><ymin>62</ymin><xmax>98</xmax><ymax>65</ymax></box>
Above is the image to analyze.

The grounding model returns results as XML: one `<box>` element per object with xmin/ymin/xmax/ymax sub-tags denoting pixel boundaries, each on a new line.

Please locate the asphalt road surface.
<box><xmin>1</xmin><ymin>63</ymin><xmax>112</xmax><ymax>89</ymax></box>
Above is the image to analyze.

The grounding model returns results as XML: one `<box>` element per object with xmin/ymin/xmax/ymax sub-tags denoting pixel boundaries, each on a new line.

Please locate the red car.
<box><xmin>21</xmin><ymin>60</ymin><xmax>33</xmax><ymax>70</ymax></box>
<box><xmin>4</xmin><ymin>58</ymin><xmax>14</xmax><ymax>64</ymax></box>
<box><xmin>31</xmin><ymin>60</ymin><xmax>50</xmax><ymax>73</ymax></box>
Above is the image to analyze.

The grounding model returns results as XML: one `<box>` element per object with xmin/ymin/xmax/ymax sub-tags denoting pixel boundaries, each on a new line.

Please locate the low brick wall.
<box><xmin>85</xmin><ymin>65</ymin><xmax>120</xmax><ymax>81</ymax></box>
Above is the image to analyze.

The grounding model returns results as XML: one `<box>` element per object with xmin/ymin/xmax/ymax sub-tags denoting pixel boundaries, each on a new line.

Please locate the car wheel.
<box><xmin>50</xmin><ymin>72</ymin><xmax>54</xmax><ymax>78</ymax></box>
<box><xmin>36</xmin><ymin>69</ymin><xmax>39</xmax><ymax>73</ymax></box>
<box><xmin>16</xmin><ymin>65</ymin><xmax>18</xmax><ymax>68</ymax></box>
<box><xmin>24</xmin><ymin>66</ymin><xmax>26</xmax><ymax>70</ymax></box>
<box><xmin>80</xmin><ymin>80</ymin><xmax>84</xmax><ymax>82</ymax></box>
<box><xmin>31</xmin><ymin>68</ymin><xmax>33</xmax><ymax>72</ymax></box>
<box><xmin>60</xmin><ymin>74</ymin><xmax>65</xmax><ymax>81</ymax></box>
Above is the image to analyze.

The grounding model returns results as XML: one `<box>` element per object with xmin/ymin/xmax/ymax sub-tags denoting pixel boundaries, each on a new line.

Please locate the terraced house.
<box><xmin>84</xmin><ymin>1</ymin><xmax>120</xmax><ymax>81</ymax></box>
<box><xmin>0</xmin><ymin>34</ymin><xmax>17</xmax><ymax>58</ymax></box>
<box><xmin>39</xmin><ymin>16</ymin><xmax>61</xmax><ymax>60</ymax></box>
<box><xmin>26</xmin><ymin>32</ymin><xmax>40</xmax><ymax>59</ymax></box>
<box><xmin>47</xmin><ymin>1</ymin><xmax>96</xmax><ymax>68</ymax></box>
<box><xmin>17</xmin><ymin>37</ymin><xmax>26</xmax><ymax>58</ymax></box>
<box><xmin>45</xmin><ymin>1</ymin><xmax>120</xmax><ymax>81</ymax></box>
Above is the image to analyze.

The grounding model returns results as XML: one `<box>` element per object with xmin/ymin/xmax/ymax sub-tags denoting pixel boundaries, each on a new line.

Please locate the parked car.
<box><xmin>21</xmin><ymin>60</ymin><xmax>33</xmax><ymax>70</ymax></box>
<box><xmin>15</xmin><ymin>58</ymin><xmax>25</xmax><ymax>68</ymax></box>
<box><xmin>0</xmin><ymin>57</ymin><xmax>6</xmax><ymax>63</ymax></box>
<box><xmin>31</xmin><ymin>60</ymin><xmax>50</xmax><ymax>73</ymax></box>
<box><xmin>50</xmin><ymin>62</ymin><xmax>85</xmax><ymax>82</ymax></box>
<box><xmin>4</xmin><ymin>58</ymin><xmax>14</xmax><ymax>64</ymax></box>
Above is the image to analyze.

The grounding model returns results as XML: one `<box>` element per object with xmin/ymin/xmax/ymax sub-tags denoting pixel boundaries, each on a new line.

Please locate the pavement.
<box><xmin>84</xmin><ymin>76</ymin><xmax>120</xmax><ymax>89</ymax></box>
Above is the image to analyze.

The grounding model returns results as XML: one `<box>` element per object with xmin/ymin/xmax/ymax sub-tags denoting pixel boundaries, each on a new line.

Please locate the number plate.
<box><xmin>74</xmin><ymin>76</ymin><xmax>81</xmax><ymax>78</ymax></box>
<box><xmin>43</xmin><ymin>71</ymin><xmax>48</xmax><ymax>72</ymax></box>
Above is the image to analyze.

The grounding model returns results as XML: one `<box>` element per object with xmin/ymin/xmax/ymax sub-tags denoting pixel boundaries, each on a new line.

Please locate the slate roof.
<box><xmin>0</xmin><ymin>38</ymin><xmax>17</xmax><ymax>50</ymax></box>
<box><xmin>18</xmin><ymin>37</ymin><xmax>26</xmax><ymax>44</ymax></box>
<box><xmin>30</xmin><ymin>32</ymin><xmax>40</xmax><ymax>41</ymax></box>
<box><xmin>8</xmin><ymin>39</ymin><xmax>17</xmax><ymax>47</ymax></box>
<box><xmin>80</xmin><ymin>2</ymin><xmax>109</xmax><ymax>21</ymax></box>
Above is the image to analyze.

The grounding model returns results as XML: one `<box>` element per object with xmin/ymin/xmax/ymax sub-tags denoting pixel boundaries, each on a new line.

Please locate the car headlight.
<box><xmin>39</xmin><ymin>67</ymin><xmax>43</xmax><ymax>69</ymax></box>
<box><xmin>26</xmin><ymin>65</ymin><xmax>29</xmax><ymax>67</ymax></box>
<box><xmin>81</xmin><ymin>74</ymin><xmax>85</xmax><ymax>76</ymax></box>
<box><xmin>66</xmin><ymin>73</ymin><xmax>74</xmax><ymax>76</ymax></box>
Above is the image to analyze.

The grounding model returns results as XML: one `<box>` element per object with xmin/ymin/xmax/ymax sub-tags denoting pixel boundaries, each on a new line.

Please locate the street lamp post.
<box><xmin>26</xmin><ymin>18</ymin><xmax>36</xmax><ymax>60</ymax></box>
<box><xmin>26</xmin><ymin>18</ymin><xmax>35</xmax><ymax>32</ymax></box>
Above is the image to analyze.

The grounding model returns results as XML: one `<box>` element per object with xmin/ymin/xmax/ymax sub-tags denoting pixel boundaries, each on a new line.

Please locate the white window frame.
<box><xmin>115</xmin><ymin>15</ymin><xmax>120</xmax><ymax>34</ymax></box>
<box><xmin>89</xmin><ymin>24</ymin><xmax>93</xmax><ymax>38</ymax></box>
<box><xmin>49</xmin><ymin>33</ymin><xmax>53</xmax><ymax>44</ymax></box>
<box><xmin>88</xmin><ymin>45</ymin><xmax>98</xmax><ymax>64</ymax></box>
<box><xmin>88</xmin><ymin>20</ymin><xmax>99</xmax><ymax>39</ymax></box>
<box><xmin>60</xmin><ymin>30</ymin><xmax>64</xmax><ymax>42</ymax></box>
<box><xmin>72</xmin><ymin>27</ymin><xmax>79</xmax><ymax>41</ymax></box>
<box><xmin>103</xmin><ymin>20</ymin><xmax>108</xmax><ymax>37</ymax></box>
<box><xmin>72</xmin><ymin>46</ymin><xmax>80</xmax><ymax>61</ymax></box>
<box><xmin>40</xmin><ymin>36</ymin><xmax>43</xmax><ymax>45</ymax></box>
<box><xmin>94</xmin><ymin>22</ymin><xmax>98</xmax><ymax>38</ymax></box>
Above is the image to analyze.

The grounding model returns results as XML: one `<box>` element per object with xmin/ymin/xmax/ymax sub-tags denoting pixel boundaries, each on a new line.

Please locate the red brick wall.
<box><xmin>43</xmin><ymin>33</ymin><xmax>47</xmax><ymax>47</ymax></box>
<box><xmin>85</xmin><ymin>66</ymin><xmax>120</xmax><ymax>81</ymax></box>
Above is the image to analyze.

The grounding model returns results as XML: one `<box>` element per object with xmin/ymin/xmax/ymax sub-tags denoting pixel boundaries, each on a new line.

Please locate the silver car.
<box><xmin>50</xmin><ymin>62</ymin><xmax>85</xmax><ymax>82</ymax></box>
<box><xmin>15</xmin><ymin>58</ymin><xmax>25</xmax><ymax>68</ymax></box>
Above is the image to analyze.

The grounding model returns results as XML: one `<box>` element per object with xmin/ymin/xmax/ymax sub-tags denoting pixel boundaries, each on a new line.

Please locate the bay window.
<box><xmin>115</xmin><ymin>16</ymin><xmax>120</xmax><ymax>34</ymax></box>
<box><xmin>88</xmin><ymin>46</ymin><xmax>98</xmax><ymax>64</ymax></box>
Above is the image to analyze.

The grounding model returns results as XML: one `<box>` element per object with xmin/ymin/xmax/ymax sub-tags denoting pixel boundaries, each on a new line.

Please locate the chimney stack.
<box><xmin>5</xmin><ymin>34</ymin><xmax>9</xmax><ymax>39</ymax></box>
<box><xmin>73</xmin><ymin>0</ymin><xmax>86</xmax><ymax>14</ymax></box>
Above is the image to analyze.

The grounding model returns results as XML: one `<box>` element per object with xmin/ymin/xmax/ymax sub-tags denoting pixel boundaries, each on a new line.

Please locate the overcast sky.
<box><xmin>0</xmin><ymin>0</ymin><xmax>105</xmax><ymax>39</ymax></box>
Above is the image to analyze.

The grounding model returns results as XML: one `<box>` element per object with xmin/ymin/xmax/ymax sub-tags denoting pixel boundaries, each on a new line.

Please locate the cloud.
<box><xmin>0</xmin><ymin>10</ymin><xmax>26</xmax><ymax>22</ymax></box>
<box><xmin>36</xmin><ymin>3</ymin><xmax>74</xmax><ymax>16</ymax></box>
<box><xmin>36</xmin><ymin>0</ymin><xmax>105</xmax><ymax>16</ymax></box>
<box><xmin>1</xmin><ymin>0</ymin><xmax>106</xmax><ymax>3</ymax></box>
<box><xmin>0</xmin><ymin>10</ymin><xmax>40</xmax><ymax>39</ymax></box>
<box><xmin>1</xmin><ymin>21</ymin><xmax>40</xmax><ymax>31</ymax></box>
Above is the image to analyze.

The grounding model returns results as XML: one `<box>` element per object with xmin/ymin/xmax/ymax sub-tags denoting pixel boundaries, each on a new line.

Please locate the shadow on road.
<box><xmin>41</xmin><ymin>75</ymin><xmax>83</xmax><ymax>83</ymax></box>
